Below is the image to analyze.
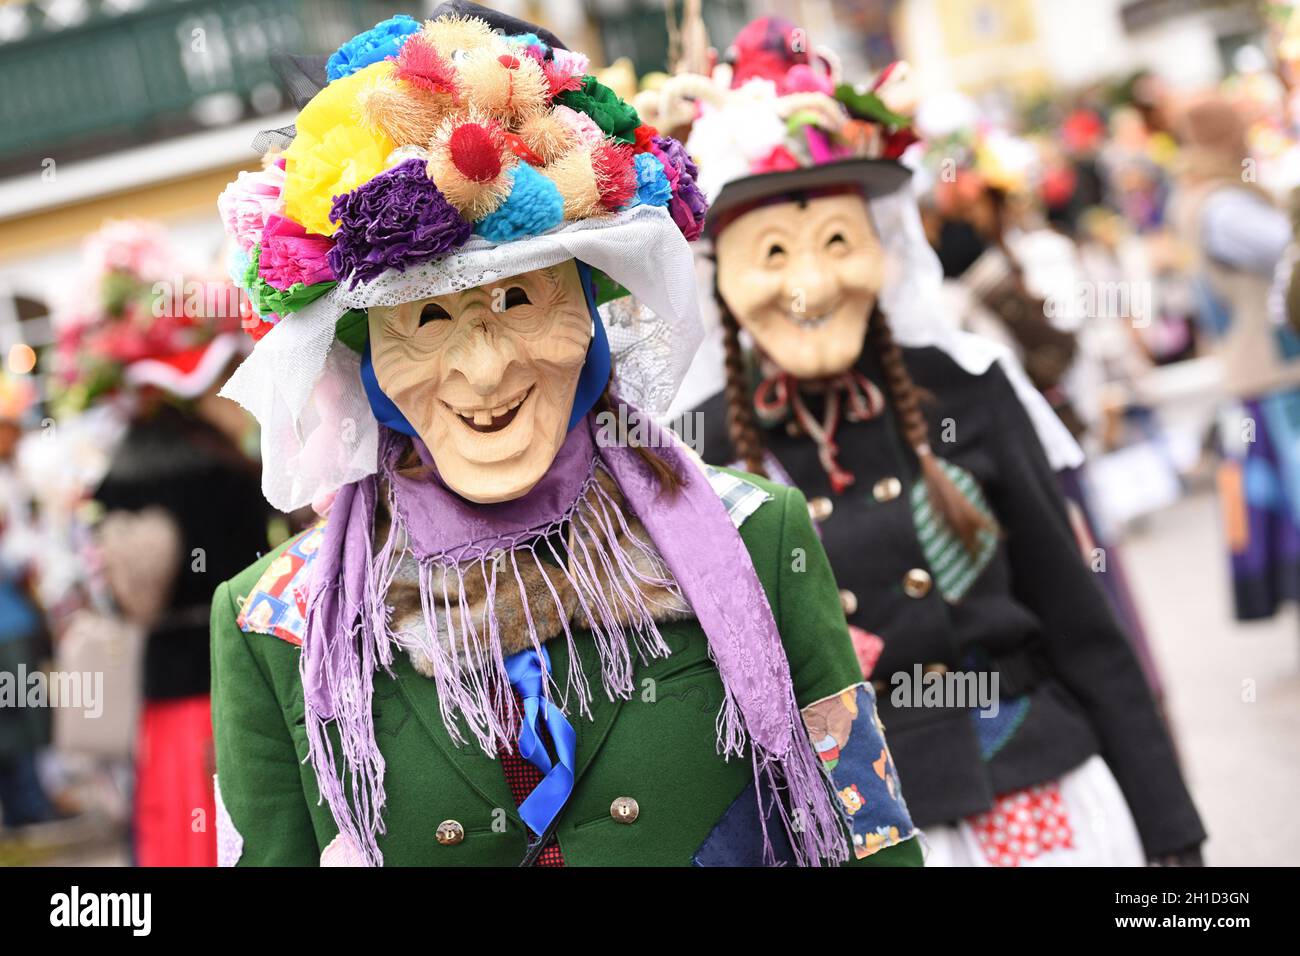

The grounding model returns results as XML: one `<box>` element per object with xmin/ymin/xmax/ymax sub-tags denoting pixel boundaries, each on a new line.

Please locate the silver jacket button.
<box><xmin>435</xmin><ymin>820</ymin><xmax>465</xmax><ymax>846</ymax></box>
<box><xmin>610</xmin><ymin>796</ymin><xmax>640</xmax><ymax>824</ymax></box>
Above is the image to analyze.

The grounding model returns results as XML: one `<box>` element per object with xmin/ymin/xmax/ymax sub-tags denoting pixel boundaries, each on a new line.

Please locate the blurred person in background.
<box><xmin>1172</xmin><ymin>96</ymin><xmax>1300</xmax><ymax>624</ymax></box>
<box><xmin>921</xmin><ymin>112</ymin><xmax>1166</xmax><ymax>696</ymax></box>
<box><xmin>50</xmin><ymin>220</ymin><xmax>270</xmax><ymax>865</ymax></box>
<box><xmin>0</xmin><ymin>375</ymin><xmax>59</xmax><ymax>832</ymax></box>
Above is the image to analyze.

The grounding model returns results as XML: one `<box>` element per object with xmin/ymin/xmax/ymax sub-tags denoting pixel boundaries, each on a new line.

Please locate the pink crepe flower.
<box><xmin>257</xmin><ymin>213</ymin><xmax>336</xmax><ymax>290</ymax></box>
<box><xmin>551</xmin><ymin>104</ymin><xmax>604</xmax><ymax>149</ymax></box>
<box><xmin>217</xmin><ymin>164</ymin><xmax>285</xmax><ymax>253</ymax></box>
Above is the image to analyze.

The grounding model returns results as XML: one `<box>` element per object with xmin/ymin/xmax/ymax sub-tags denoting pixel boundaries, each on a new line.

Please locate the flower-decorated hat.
<box><xmin>49</xmin><ymin>219</ymin><xmax>245</xmax><ymax>416</ymax></box>
<box><xmin>219</xmin><ymin>1</ymin><xmax>710</xmax><ymax>512</ymax></box>
<box><xmin>682</xmin><ymin>16</ymin><xmax>919</xmax><ymax>236</ymax></box>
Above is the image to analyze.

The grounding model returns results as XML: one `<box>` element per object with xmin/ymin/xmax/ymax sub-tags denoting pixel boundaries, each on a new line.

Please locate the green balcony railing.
<box><xmin>0</xmin><ymin>0</ymin><xmax>399</xmax><ymax>175</ymax></box>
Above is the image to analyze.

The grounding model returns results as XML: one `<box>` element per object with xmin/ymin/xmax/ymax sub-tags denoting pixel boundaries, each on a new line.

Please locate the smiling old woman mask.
<box><xmin>715</xmin><ymin>192</ymin><xmax>885</xmax><ymax>379</ymax></box>
<box><xmin>368</xmin><ymin>260</ymin><xmax>592</xmax><ymax>504</ymax></box>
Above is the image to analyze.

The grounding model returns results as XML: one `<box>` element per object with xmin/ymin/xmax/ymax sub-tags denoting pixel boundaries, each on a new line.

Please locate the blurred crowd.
<box><xmin>3</xmin><ymin>0</ymin><xmax>1300</xmax><ymax>866</ymax></box>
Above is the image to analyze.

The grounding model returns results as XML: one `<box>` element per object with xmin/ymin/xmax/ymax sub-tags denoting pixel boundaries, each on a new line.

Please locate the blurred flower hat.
<box><xmin>49</xmin><ymin>219</ymin><xmax>245</xmax><ymax>416</ymax></box>
<box><xmin>218</xmin><ymin>1</ymin><xmax>710</xmax><ymax>512</ymax></box>
<box><xmin>681</xmin><ymin>16</ymin><xmax>919</xmax><ymax>236</ymax></box>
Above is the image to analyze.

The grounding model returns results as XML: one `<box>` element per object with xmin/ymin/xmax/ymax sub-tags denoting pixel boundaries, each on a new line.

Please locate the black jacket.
<box><xmin>695</xmin><ymin>345</ymin><xmax>1204</xmax><ymax>857</ymax></box>
<box><xmin>95</xmin><ymin>405</ymin><xmax>270</xmax><ymax>701</ymax></box>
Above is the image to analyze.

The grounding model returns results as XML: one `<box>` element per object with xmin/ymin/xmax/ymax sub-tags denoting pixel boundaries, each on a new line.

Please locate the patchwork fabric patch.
<box><xmin>237</xmin><ymin>523</ymin><xmax>325</xmax><ymax>646</ymax></box>
<box><xmin>968</xmin><ymin>782</ymin><xmax>1075</xmax><ymax>867</ymax></box>
<box><xmin>704</xmin><ymin>463</ymin><xmax>773</xmax><ymax>529</ymax></box>
<box><xmin>801</xmin><ymin>682</ymin><xmax>916</xmax><ymax>860</ymax></box>
<box><xmin>909</xmin><ymin>458</ymin><xmax>998</xmax><ymax>603</ymax></box>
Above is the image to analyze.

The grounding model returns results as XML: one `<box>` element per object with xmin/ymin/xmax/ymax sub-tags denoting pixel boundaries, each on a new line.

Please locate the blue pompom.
<box><xmin>633</xmin><ymin>153</ymin><xmax>673</xmax><ymax>208</ymax></box>
<box><xmin>476</xmin><ymin>164</ymin><xmax>565</xmax><ymax>243</ymax></box>
<box><xmin>326</xmin><ymin>15</ymin><xmax>420</xmax><ymax>81</ymax></box>
<box><xmin>505</xmin><ymin>32</ymin><xmax>548</xmax><ymax>54</ymax></box>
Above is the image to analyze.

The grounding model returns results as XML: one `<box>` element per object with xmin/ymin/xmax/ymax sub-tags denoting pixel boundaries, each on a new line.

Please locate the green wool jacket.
<box><xmin>210</xmin><ymin>471</ymin><xmax>922</xmax><ymax>867</ymax></box>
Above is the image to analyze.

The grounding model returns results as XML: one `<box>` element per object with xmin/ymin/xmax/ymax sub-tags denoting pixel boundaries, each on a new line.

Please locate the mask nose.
<box><xmin>784</xmin><ymin>256</ymin><xmax>837</xmax><ymax>318</ymax></box>
<box><xmin>449</xmin><ymin>314</ymin><xmax>515</xmax><ymax>398</ymax></box>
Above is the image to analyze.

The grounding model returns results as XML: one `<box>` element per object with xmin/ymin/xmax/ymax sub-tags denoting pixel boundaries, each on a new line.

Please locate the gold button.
<box><xmin>785</xmin><ymin>420</ymin><xmax>801</xmax><ymax>437</ymax></box>
<box><xmin>903</xmin><ymin>568</ymin><xmax>932</xmax><ymax>599</ymax></box>
<box><xmin>872</xmin><ymin>679</ymin><xmax>887</xmax><ymax>693</ymax></box>
<box><xmin>435</xmin><ymin>820</ymin><xmax>465</xmax><ymax>846</ymax></box>
<box><xmin>610</xmin><ymin>796</ymin><xmax>639</xmax><ymax>824</ymax></box>
<box><xmin>873</xmin><ymin>476</ymin><xmax>902</xmax><ymax>502</ymax></box>
<box><xmin>808</xmin><ymin>496</ymin><xmax>834</xmax><ymax>522</ymax></box>
<box><xmin>923</xmin><ymin>662</ymin><xmax>949</xmax><ymax>675</ymax></box>
<box><xmin>839</xmin><ymin>589</ymin><xmax>858</xmax><ymax>616</ymax></box>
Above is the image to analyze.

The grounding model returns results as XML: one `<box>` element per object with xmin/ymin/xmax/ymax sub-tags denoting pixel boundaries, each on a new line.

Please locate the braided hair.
<box><xmin>717</xmin><ymin>289</ymin><xmax>995</xmax><ymax>553</ymax></box>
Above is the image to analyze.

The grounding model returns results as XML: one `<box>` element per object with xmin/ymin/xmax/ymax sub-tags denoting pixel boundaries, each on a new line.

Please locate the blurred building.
<box><xmin>898</xmin><ymin>0</ymin><xmax>1266</xmax><ymax>98</ymax></box>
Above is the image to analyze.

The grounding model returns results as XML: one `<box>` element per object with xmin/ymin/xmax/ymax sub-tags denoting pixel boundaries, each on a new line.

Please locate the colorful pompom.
<box><xmin>427</xmin><ymin>114</ymin><xmax>517</xmax><ymax>219</ymax></box>
<box><xmin>327</xmin><ymin>15</ymin><xmax>420</xmax><ymax>81</ymax></box>
<box><xmin>545</xmin><ymin>141</ymin><xmax>636</xmax><ymax>219</ymax></box>
<box><xmin>592</xmin><ymin>141</ymin><xmax>638</xmax><ymax>210</ymax></box>
<box><xmin>555</xmin><ymin>77</ymin><xmax>642</xmax><ymax>144</ymax></box>
<box><xmin>356</xmin><ymin>77</ymin><xmax>447</xmax><ymax>148</ymax></box>
<box><xmin>329</xmin><ymin>159</ymin><xmax>472</xmax><ymax>286</ymax></box>
<box><xmin>456</xmin><ymin>46</ymin><xmax>548</xmax><ymax>122</ymax></box>
<box><xmin>633</xmin><ymin>153</ymin><xmax>672</xmax><ymax>208</ymax></box>
<box><xmin>515</xmin><ymin>111</ymin><xmax>576</xmax><ymax>165</ymax></box>
<box><xmin>475</xmin><ymin>163</ymin><xmax>565</xmax><ymax>242</ymax></box>
<box><xmin>421</xmin><ymin>14</ymin><xmax>504</xmax><ymax>60</ymax></box>
<box><xmin>392</xmin><ymin>32</ymin><xmax>459</xmax><ymax>98</ymax></box>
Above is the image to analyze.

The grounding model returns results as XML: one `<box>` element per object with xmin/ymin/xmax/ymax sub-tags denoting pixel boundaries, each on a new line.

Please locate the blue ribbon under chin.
<box><xmin>359</xmin><ymin>260</ymin><xmax>611</xmax><ymax>437</ymax></box>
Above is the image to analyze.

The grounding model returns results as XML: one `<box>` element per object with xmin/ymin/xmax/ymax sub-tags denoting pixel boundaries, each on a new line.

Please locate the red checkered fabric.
<box><xmin>498</xmin><ymin>690</ymin><xmax>566</xmax><ymax>867</ymax></box>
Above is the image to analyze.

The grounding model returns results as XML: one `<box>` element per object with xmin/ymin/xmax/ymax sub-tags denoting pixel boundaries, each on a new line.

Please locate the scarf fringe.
<box><xmin>303</xmin><ymin>436</ymin><xmax>851</xmax><ymax>868</ymax></box>
<box><xmin>401</xmin><ymin>460</ymin><xmax>680</xmax><ymax>757</ymax></box>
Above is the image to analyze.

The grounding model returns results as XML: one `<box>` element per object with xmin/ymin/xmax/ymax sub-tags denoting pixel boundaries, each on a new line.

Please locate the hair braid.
<box><xmin>716</xmin><ymin>286</ymin><xmax>768</xmax><ymax>477</ymax></box>
<box><xmin>867</xmin><ymin>306</ymin><xmax>996</xmax><ymax>554</ymax></box>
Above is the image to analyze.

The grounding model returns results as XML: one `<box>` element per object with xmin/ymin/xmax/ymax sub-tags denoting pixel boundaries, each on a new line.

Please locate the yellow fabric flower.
<box><xmin>284</xmin><ymin>62</ymin><xmax>397</xmax><ymax>236</ymax></box>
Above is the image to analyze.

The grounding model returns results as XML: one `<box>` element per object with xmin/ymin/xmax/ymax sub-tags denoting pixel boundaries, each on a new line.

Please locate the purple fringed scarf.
<box><xmin>302</xmin><ymin>410</ymin><xmax>848</xmax><ymax>866</ymax></box>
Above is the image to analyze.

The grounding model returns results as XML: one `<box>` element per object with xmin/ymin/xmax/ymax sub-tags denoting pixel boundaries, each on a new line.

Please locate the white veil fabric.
<box><xmin>869</xmin><ymin>187</ymin><xmax>1084</xmax><ymax>471</ymax></box>
<box><xmin>221</xmin><ymin>204</ymin><xmax>703</xmax><ymax>512</ymax></box>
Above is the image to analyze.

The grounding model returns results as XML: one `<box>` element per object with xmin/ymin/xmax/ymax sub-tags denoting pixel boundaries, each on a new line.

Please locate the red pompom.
<box><xmin>498</xmin><ymin>54</ymin><xmax>521</xmax><ymax>70</ymax></box>
<box><xmin>448</xmin><ymin>123</ymin><xmax>504</xmax><ymax>183</ymax></box>
<box><xmin>591</xmin><ymin>141</ymin><xmax>637</xmax><ymax>211</ymax></box>
<box><xmin>393</xmin><ymin>34</ymin><xmax>458</xmax><ymax>96</ymax></box>
<box><xmin>531</xmin><ymin>49</ymin><xmax>583</xmax><ymax>100</ymax></box>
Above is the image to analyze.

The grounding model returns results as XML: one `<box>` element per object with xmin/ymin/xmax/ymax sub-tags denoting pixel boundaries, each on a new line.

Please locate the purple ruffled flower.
<box><xmin>328</xmin><ymin>159</ymin><xmax>472</xmax><ymax>286</ymax></box>
<box><xmin>652</xmin><ymin>135</ymin><xmax>708</xmax><ymax>241</ymax></box>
